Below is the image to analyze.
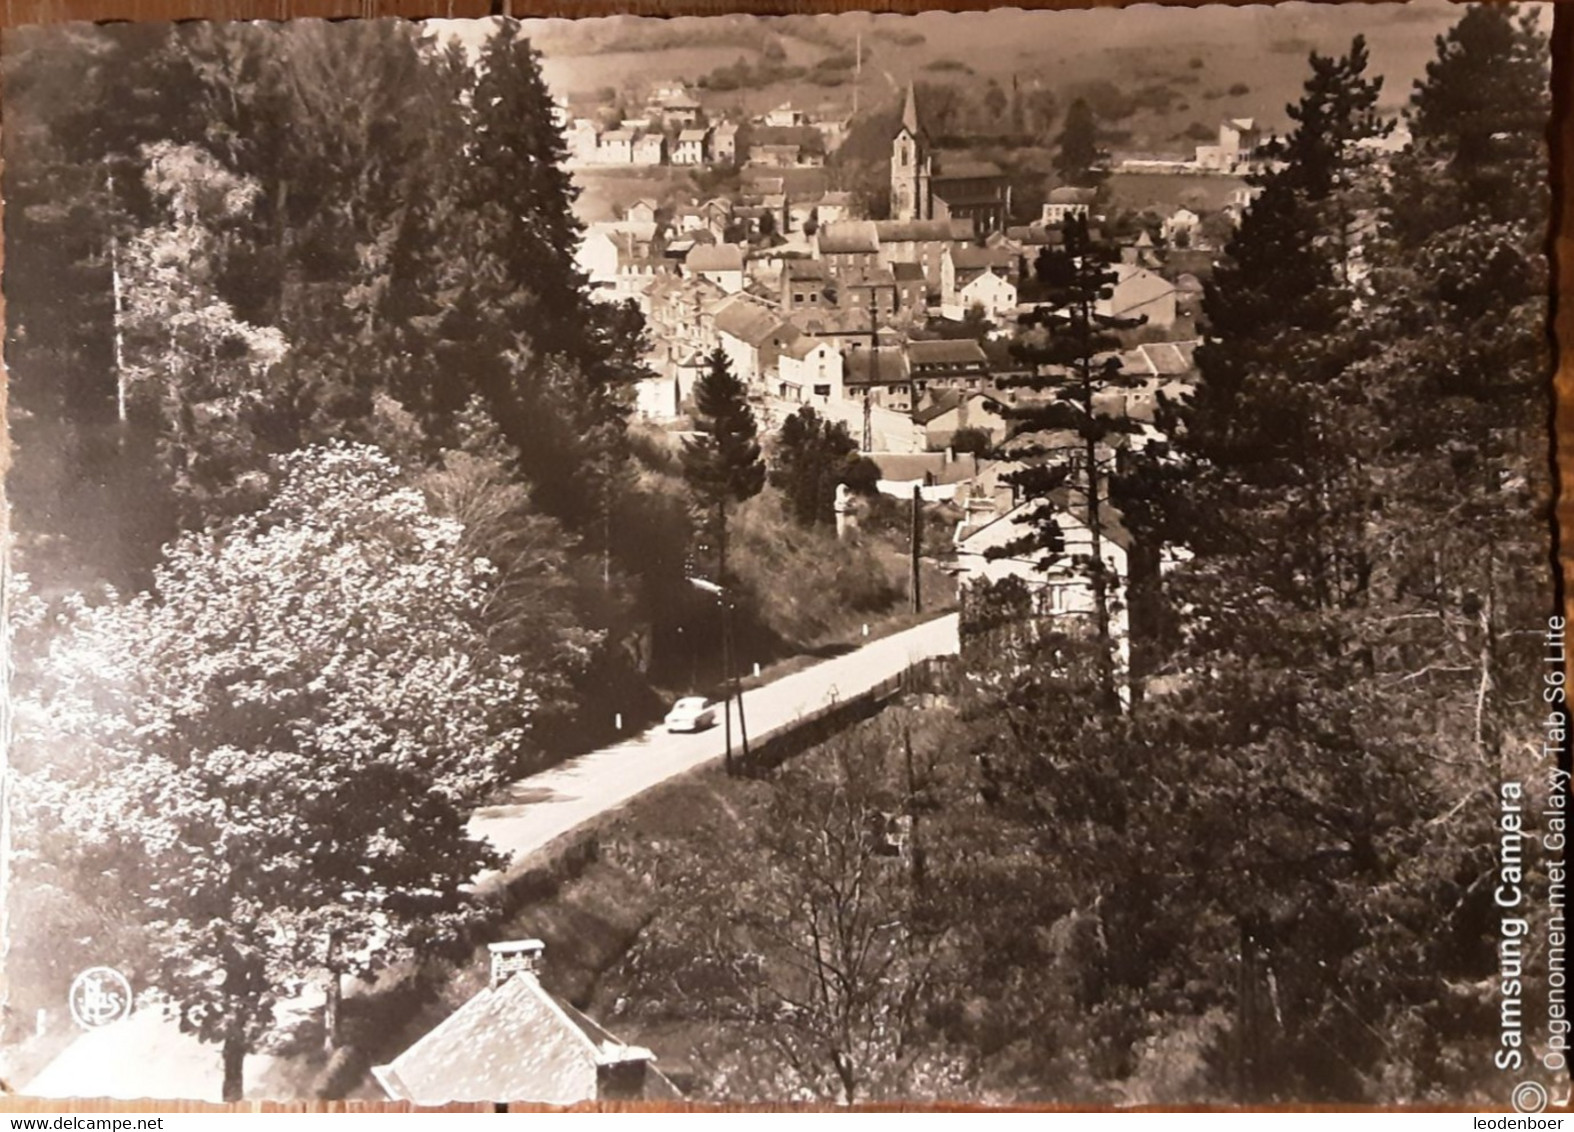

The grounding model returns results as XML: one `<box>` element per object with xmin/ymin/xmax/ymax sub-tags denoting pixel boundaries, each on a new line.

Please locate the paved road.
<box><xmin>468</xmin><ymin>612</ymin><xmax>960</xmax><ymax>871</ymax></box>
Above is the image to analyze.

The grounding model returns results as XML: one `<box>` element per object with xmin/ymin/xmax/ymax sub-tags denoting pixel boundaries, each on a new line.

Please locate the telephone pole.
<box><xmin>863</xmin><ymin>291</ymin><xmax>878</xmax><ymax>452</ymax></box>
<box><xmin>910</xmin><ymin>484</ymin><xmax>922</xmax><ymax>613</ymax></box>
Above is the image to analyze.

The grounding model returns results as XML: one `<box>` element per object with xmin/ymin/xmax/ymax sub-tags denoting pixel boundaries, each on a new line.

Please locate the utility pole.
<box><xmin>863</xmin><ymin>291</ymin><xmax>878</xmax><ymax>453</ymax></box>
<box><xmin>853</xmin><ymin>32</ymin><xmax>861</xmax><ymax>118</ymax></box>
<box><xmin>717</xmin><ymin>508</ymin><xmax>733</xmax><ymax>776</ymax></box>
<box><xmin>732</xmin><ymin>594</ymin><xmax>750</xmax><ymax>766</ymax></box>
<box><xmin>107</xmin><ymin>171</ymin><xmax>127</xmax><ymax>428</ymax></box>
<box><xmin>910</xmin><ymin>484</ymin><xmax>922</xmax><ymax>613</ymax></box>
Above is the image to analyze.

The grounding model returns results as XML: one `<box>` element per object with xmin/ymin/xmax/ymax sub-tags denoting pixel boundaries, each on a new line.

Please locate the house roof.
<box><xmin>1004</xmin><ymin>225</ymin><xmax>1065</xmax><ymax>247</ymax></box>
<box><xmin>843</xmin><ymin>346</ymin><xmax>911</xmax><ymax>386</ymax></box>
<box><xmin>602</xmin><ymin>129</ymin><xmax>634</xmax><ymax>142</ymax></box>
<box><xmin>913</xmin><ymin>389</ymin><xmax>1005</xmax><ymax>425</ymax></box>
<box><xmin>909</xmin><ymin>338</ymin><xmax>988</xmax><ymax>368</ymax></box>
<box><xmin>713</xmin><ymin>122</ymin><xmax>739</xmax><ymax>137</ymax></box>
<box><xmin>874</xmin><ymin>219</ymin><xmax>974</xmax><ymax>244</ymax></box>
<box><xmin>891</xmin><ymin>261</ymin><xmax>926</xmax><ymax>283</ymax></box>
<box><xmin>586</xmin><ymin>220</ymin><xmax>658</xmax><ymax>248</ymax></box>
<box><xmin>784</xmin><ymin>260</ymin><xmax>827</xmax><ymax>282</ymax></box>
<box><xmin>1123</xmin><ymin>340</ymin><xmax>1198</xmax><ymax>376</ymax></box>
<box><xmin>869</xmin><ymin>451</ymin><xmax>982</xmax><ymax>486</ymax></box>
<box><xmin>712</xmin><ymin>295</ymin><xmax>789</xmax><ymax>346</ymax></box>
<box><xmin>948</xmin><ymin>245</ymin><xmax>1014</xmax><ymax>272</ymax></box>
<box><xmin>687</xmin><ymin>243</ymin><xmax>746</xmax><ymax>273</ymax></box>
<box><xmin>957</xmin><ymin>491</ymin><xmax>1132</xmax><ymax>555</ymax></box>
<box><xmin>781</xmin><ymin>332</ymin><xmax>834</xmax><ymax>361</ymax></box>
<box><xmin>1047</xmin><ymin>186</ymin><xmax>1099</xmax><ymax>204</ymax></box>
<box><xmin>678</xmin><ymin>128</ymin><xmax>708</xmax><ymax>142</ymax></box>
<box><xmin>842</xmin><ymin>265</ymin><xmax>897</xmax><ymax>288</ymax></box>
<box><xmin>817</xmin><ymin>221</ymin><xmax>880</xmax><ymax>255</ymax></box>
<box><xmin>793</xmin><ymin>308</ymin><xmax>903</xmax><ymax>339</ymax></box>
<box><xmin>371</xmin><ymin>970</ymin><xmax>678</xmax><ymax>1106</ymax></box>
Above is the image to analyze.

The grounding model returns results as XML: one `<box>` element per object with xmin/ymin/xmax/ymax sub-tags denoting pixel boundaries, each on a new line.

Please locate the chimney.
<box><xmin>488</xmin><ymin>939</ymin><xmax>545</xmax><ymax>989</ymax></box>
<box><xmin>945</xmin><ymin>445</ymin><xmax>954</xmax><ymax>465</ymax></box>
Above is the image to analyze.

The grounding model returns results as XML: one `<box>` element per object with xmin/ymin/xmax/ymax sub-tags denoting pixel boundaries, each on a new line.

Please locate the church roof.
<box><xmin>901</xmin><ymin>82</ymin><xmax>921</xmax><ymax>136</ymax></box>
<box><xmin>933</xmin><ymin>159</ymin><xmax>1004</xmax><ymax>182</ymax></box>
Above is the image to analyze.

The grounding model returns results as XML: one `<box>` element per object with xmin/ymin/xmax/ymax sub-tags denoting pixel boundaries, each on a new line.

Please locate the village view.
<box><xmin>0</xmin><ymin>2</ymin><xmax>1556</xmax><ymax>1110</ymax></box>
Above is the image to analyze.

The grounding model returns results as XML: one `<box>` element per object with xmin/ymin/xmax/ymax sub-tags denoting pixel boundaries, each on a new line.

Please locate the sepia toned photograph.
<box><xmin>0</xmin><ymin>1</ymin><xmax>1558</xmax><ymax>1109</ymax></box>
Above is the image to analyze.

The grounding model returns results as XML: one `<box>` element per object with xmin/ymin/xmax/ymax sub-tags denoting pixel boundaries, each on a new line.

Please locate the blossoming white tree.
<box><xmin>23</xmin><ymin>442</ymin><xmax>532</xmax><ymax>1100</ymax></box>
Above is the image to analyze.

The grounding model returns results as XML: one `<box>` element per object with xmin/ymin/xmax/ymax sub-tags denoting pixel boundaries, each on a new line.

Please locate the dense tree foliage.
<box><xmin>17</xmin><ymin>445</ymin><xmax>529</xmax><ymax>1098</ymax></box>
<box><xmin>769</xmin><ymin>406</ymin><xmax>875</xmax><ymax>528</ymax></box>
<box><xmin>1</xmin><ymin>19</ymin><xmax>670</xmax><ymax>1094</ymax></box>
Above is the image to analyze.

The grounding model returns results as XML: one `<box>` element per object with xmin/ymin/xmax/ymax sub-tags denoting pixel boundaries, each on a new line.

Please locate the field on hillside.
<box><xmin>512</xmin><ymin>2</ymin><xmax>1479</xmax><ymax>160</ymax></box>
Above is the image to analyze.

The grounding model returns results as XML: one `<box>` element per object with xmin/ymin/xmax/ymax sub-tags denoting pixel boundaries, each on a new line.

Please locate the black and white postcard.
<box><xmin>0</xmin><ymin>3</ymin><xmax>1558</xmax><ymax>1108</ymax></box>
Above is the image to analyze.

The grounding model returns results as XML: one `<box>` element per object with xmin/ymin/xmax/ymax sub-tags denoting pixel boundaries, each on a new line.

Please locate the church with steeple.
<box><xmin>889</xmin><ymin>83</ymin><xmax>1012</xmax><ymax>235</ymax></box>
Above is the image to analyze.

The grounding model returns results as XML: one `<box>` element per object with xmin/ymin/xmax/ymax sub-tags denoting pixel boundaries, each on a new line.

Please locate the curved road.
<box><xmin>468</xmin><ymin>612</ymin><xmax>960</xmax><ymax>870</ymax></box>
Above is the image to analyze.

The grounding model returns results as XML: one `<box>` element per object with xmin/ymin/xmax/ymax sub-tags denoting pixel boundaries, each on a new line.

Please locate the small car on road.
<box><xmin>664</xmin><ymin>696</ymin><xmax>717</xmax><ymax>733</ymax></box>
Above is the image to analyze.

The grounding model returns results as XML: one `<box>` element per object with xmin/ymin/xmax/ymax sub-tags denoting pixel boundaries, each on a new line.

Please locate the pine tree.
<box><xmin>682</xmin><ymin>348</ymin><xmax>765</xmax><ymax>771</ymax></box>
<box><xmin>1392</xmin><ymin>4</ymin><xmax>1548</xmax><ymax>241</ymax></box>
<box><xmin>993</xmin><ymin>216</ymin><xmax>1149</xmax><ymax>710</ymax></box>
<box><xmin>1052</xmin><ymin>98</ymin><xmax>1107</xmax><ymax>190</ymax></box>
<box><xmin>1185</xmin><ymin>36</ymin><xmax>1388</xmax><ymax>615</ymax></box>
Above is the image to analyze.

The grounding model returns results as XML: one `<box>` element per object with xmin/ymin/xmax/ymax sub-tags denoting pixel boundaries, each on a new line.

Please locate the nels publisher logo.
<box><xmin>68</xmin><ymin>966</ymin><xmax>132</xmax><ymax>1029</ymax></box>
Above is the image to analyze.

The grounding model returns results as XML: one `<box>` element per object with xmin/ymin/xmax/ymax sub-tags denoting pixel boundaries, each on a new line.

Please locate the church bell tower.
<box><xmin>890</xmin><ymin>83</ymin><xmax>930</xmax><ymax>222</ymax></box>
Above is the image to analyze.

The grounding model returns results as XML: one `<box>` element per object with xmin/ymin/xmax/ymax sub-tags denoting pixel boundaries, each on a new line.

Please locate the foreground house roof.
<box><xmin>372</xmin><ymin>941</ymin><xmax>680</xmax><ymax>1106</ymax></box>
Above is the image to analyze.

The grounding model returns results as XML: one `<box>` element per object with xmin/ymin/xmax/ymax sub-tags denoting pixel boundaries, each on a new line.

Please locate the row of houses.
<box><xmin>565</xmin><ymin>118</ymin><xmax>742</xmax><ymax>168</ymax></box>
<box><xmin>560</xmin><ymin>87</ymin><xmax>847</xmax><ymax>170</ymax></box>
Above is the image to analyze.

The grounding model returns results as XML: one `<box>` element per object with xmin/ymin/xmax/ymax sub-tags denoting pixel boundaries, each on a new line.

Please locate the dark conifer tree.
<box><xmin>993</xmin><ymin>216</ymin><xmax>1148</xmax><ymax>709</ymax></box>
<box><xmin>682</xmin><ymin>348</ymin><xmax>765</xmax><ymax>773</ymax></box>
<box><xmin>1052</xmin><ymin>97</ymin><xmax>1107</xmax><ymax>191</ymax></box>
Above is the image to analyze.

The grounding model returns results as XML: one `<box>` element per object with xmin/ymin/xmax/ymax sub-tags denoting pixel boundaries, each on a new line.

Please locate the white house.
<box><xmin>575</xmin><ymin>225</ymin><xmax>624</xmax><ymax>290</ymax></box>
<box><xmin>633</xmin><ymin>133</ymin><xmax>665</xmax><ymax>166</ymax></box>
<box><xmin>954</xmin><ymin>491</ymin><xmax>1133</xmax><ymax>699</ymax></box>
<box><xmin>940</xmin><ymin>245</ymin><xmax>1017</xmax><ymax>321</ymax></box>
<box><xmin>625</xmin><ymin>199</ymin><xmax>659</xmax><ymax>226</ymax></box>
<box><xmin>682</xmin><ymin>243</ymin><xmax>747</xmax><ymax>294</ymax></box>
<box><xmin>1161</xmin><ymin>207</ymin><xmax>1201</xmax><ymax>245</ymax></box>
<box><xmin>777</xmin><ymin>335</ymin><xmax>844</xmax><ymax>404</ymax></box>
<box><xmin>1098</xmin><ymin>264</ymin><xmax>1178</xmax><ymax>329</ymax></box>
<box><xmin>712</xmin><ymin>123</ymin><xmax>740</xmax><ymax>165</ymax></box>
<box><xmin>764</xmin><ymin>102</ymin><xmax>808</xmax><ymax>127</ymax></box>
<box><xmin>711</xmin><ymin>294</ymin><xmax>791</xmax><ymax>385</ymax></box>
<box><xmin>673</xmin><ymin>128</ymin><xmax>709</xmax><ymax>165</ymax></box>
<box><xmin>598</xmin><ymin>129</ymin><xmax>634</xmax><ymax>164</ymax></box>
<box><xmin>950</xmin><ymin>268</ymin><xmax>1017</xmax><ymax>322</ymax></box>
<box><xmin>1195</xmin><ymin>117</ymin><xmax>1266</xmax><ymax>172</ymax></box>
<box><xmin>1042</xmin><ymin>186</ymin><xmax>1098</xmax><ymax>226</ymax></box>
